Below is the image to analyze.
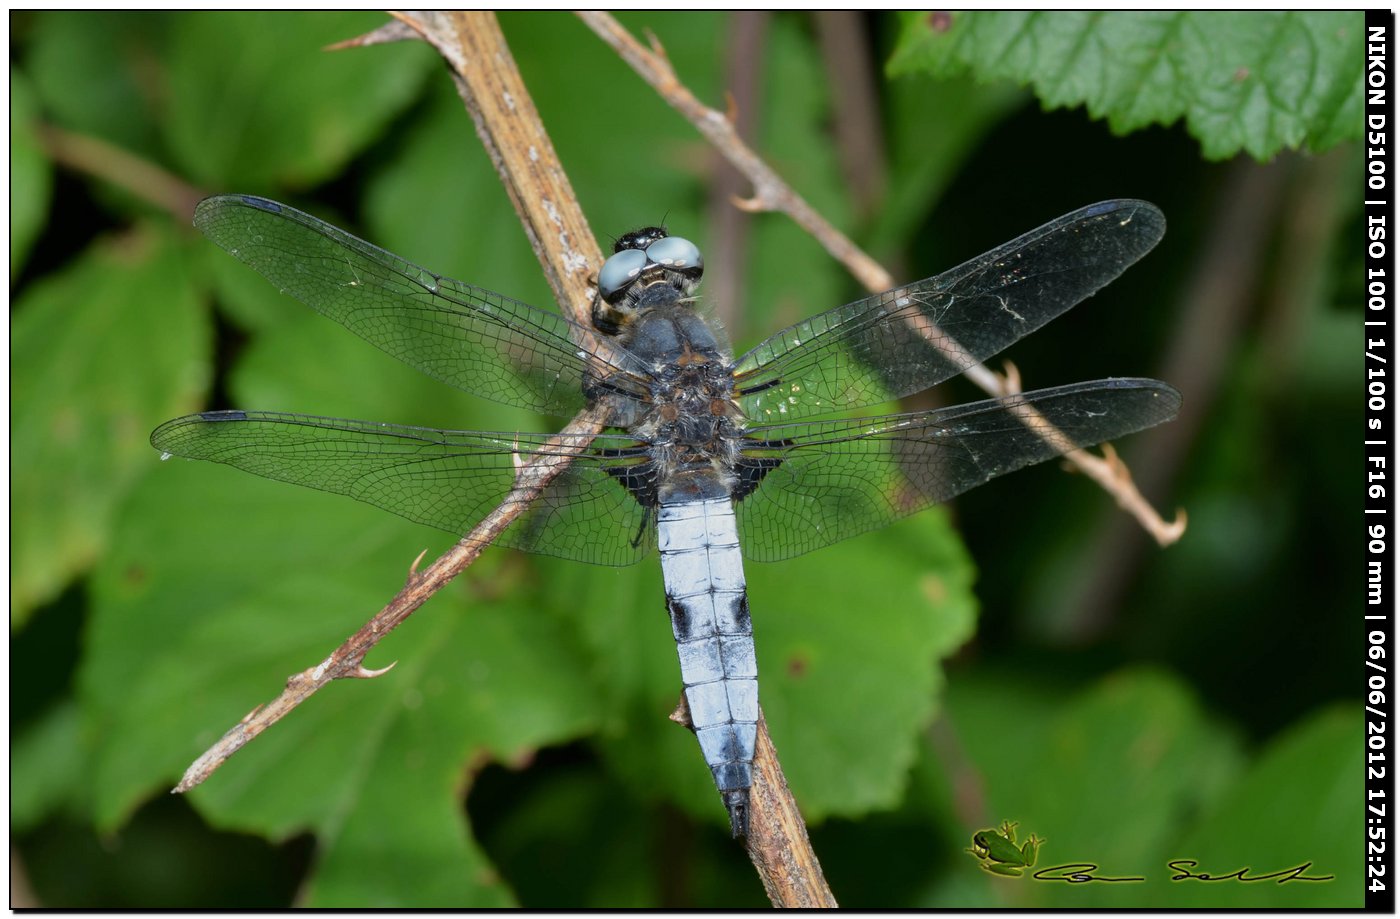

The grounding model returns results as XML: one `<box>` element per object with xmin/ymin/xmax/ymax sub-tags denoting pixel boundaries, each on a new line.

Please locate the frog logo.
<box><xmin>967</xmin><ymin>820</ymin><xmax>1043</xmax><ymax>877</ymax></box>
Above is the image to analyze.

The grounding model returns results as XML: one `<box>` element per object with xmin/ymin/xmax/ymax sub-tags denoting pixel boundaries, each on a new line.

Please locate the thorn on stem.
<box><xmin>354</xmin><ymin>660</ymin><xmax>399</xmax><ymax>680</ymax></box>
<box><xmin>669</xmin><ymin>691</ymin><xmax>695</xmax><ymax>729</ymax></box>
<box><xmin>1100</xmin><ymin>441</ymin><xmax>1125</xmax><ymax>476</ymax></box>
<box><xmin>406</xmin><ymin>547</ymin><xmax>430</xmax><ymax>584</ymax></box>
<box><xmin>731</xmin><ymin>193</ymin><xmax>767</xmax><ymax>214</ymax></box>
<box><xmin>724</xmin><ymin>90</ymin><xmax>740</xmax><ymax>126</ymax></box>
<box><xmin>1162</xmin><ymin>508</ymin><xmax>1189</xmax><ymax>543</ymax></box>
<box><xmin>326</xmin><ymin>19</ymin><xmax>420</xmax><ymax>51</ymax></box>
<box><xmin>999</xmin><ymin>360</ymin><xmax>1022</xmax><ymax>396</ymax></box>
<box><xmin>643</xmin><ymin>27</ymin><xmax>670</xmax><ymax>64</ymax></box>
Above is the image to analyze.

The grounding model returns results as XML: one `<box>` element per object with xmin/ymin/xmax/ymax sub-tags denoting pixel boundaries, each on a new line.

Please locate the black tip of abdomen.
<box><xmin>724</xmin><ymin>790</ymin><xmax>749</xmax><ymax>838</ymax></box>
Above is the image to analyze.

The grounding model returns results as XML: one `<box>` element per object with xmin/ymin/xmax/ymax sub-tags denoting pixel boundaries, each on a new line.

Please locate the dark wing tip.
<box><xmin>1077</xmin><ymin>199</ymin><xmax>1167</xmax><ymax>249</ymax></box>
<box><xmin>1113</xmin><ymin>374</ymin><xmax>1181</xmax><ymax>400</ymax></box>
<box><xmin>1098</xmin><ymin>376</ymin><xmax>1183</xmax><ymax>424</ymax></box>
<box><xmin>1080</xmin><ymin>198</ymin><xmax>1159</xmax><ymax>218</ymax></box>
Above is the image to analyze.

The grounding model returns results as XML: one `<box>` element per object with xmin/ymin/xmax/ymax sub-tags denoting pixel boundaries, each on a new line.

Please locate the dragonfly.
<box><xmin>152</xmin><ymin>195</ymin><xmax>1180</xmax><ymax>837</ymax></box>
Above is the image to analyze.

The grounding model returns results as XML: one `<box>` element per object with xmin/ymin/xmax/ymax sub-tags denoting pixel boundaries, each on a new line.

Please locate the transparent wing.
<box><xmin>734</xmin><ymin>378</ymin><xmax>1180</xmax><ymax>562</ymax></box>
<box><xmin>194</xmin><ymin>195</ymin><xmax>647</xmax><ymax>416</ymax></box>
<box><xmin>150</xmin><ymin>411</ymin><xmax>655</xmax><ymax>567</ymax></box>
<box><xmin>733</xmin><ymin>201</ymin><xmax>1166</xmax><ymax>423</ymax></box>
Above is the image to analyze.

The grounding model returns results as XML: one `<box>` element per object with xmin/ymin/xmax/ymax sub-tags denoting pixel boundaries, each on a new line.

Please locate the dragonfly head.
<box><xmin>594</xmin><ymin>228</ymin><xmax>705</xmax><ymax>333</ymax></box>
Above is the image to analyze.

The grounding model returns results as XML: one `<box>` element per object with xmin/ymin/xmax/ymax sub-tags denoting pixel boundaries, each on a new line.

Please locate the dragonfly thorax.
<box><xmin>610</xmin><ymin>302</ymin><xmax>745</xmax><ymax>489</ymax></box>
<box><xmin>644</xmin><ymin>370</ymin><xmax>744</xmax><ymax>479</ymax></box>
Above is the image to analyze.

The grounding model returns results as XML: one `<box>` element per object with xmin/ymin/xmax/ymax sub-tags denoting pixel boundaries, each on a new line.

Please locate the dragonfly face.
<box><xmin>152</xmin><ymin>196</ymin><xmax>1181</xmax><ymax>836</ymax></box>
<box><xmin>593</xmin><ymin>226</ymin><xmax>704</xmax><ymax>336</ymax></box>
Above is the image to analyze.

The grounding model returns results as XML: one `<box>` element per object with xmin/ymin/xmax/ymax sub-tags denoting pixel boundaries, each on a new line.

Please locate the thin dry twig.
<box><xmin>744</xmin><ymin>713</ymin><xmax>840</xmax><ymax>906</ymax></box>
<box><xmin>578</xmin><ymin>11</ymin><xmax>1185</xmax><ymax>547</ymax></box>
<box><xmin>38</xmin><ymin>124</ymin><xmax>206</xmax><ymax>223</ymax></box>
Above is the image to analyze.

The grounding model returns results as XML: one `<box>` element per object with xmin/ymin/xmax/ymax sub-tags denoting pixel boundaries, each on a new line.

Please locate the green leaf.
<box><xmin>12</xmin><ymin>702</ymin><xmax>87</xmax><ymax>832</ymax></box>
<box><xmin>11</xmin><ymin>65</ymin><xmax>53</xmax><ymax>276</ymax></box>
<box><xmin>1169</xmin><ymin>706</ymin><xmax>1362</xmax><ymax>908</ymax></box>
<box><xmin>23</xmin><ymin>11</ymin><xmax>169</xmax><ymax>159</ymax></box>
<box><xmin>11</xmin><ymin>227</ymin><xmax>210</xmax><ymax>624</ymax></box>
<box><xmin>85</xmin><ymin>460</ymin><xmax>600</xmax><ymax>905</ymax></box>
<box><xmin>755</xmin><ymin>510</ymin><xmax>976</xmax><ymax>821</ymax></box>
<box><xmin>163</xmin><ymin>12</ymin><xmax>435</xmax><ymax>190</ymax></box>
<box><xmin>889</xmin><ymin>11</ymin><xmax>1365</xmax><ymax>161</ymax></box>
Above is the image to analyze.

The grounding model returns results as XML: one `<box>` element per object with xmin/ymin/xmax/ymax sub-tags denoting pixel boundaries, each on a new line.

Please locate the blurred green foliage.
<box><xmin>11</xmin><ymin>10</ymin><xmax>1363</xmax><ymax>908</ymax></box>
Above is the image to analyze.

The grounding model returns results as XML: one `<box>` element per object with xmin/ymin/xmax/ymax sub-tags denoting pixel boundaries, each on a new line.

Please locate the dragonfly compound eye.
<box><xmin>598</xmin><ymin>248</ymin><xmax>649</xmax><ymax>304</ymax></box>
<box><xmin>645</xmin><ymin>236</ymin><xmax>704</xmax><ymax>279</ymax></box>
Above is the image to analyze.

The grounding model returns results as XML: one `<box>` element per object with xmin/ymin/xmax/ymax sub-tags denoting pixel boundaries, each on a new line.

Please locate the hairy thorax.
<box><xmin>608</xmin><ymin>300</ymin><xmax>747</xmax><ymax>495</ymax></box>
